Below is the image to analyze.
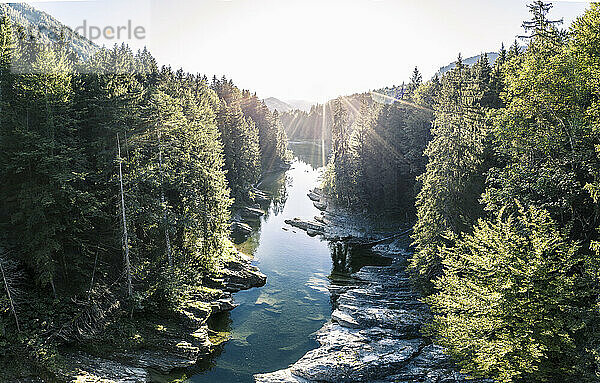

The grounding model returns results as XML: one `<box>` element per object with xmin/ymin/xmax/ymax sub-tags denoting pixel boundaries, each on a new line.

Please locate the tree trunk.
<box><xmin>117</xmin><ymin>133</ymin><xmax>132</xmax><ymax>298</ymax></box>
<box><xmin>0</xmin><ymin>257</ymin><xmax>20</xmax><ymax>332</ymax></box>
<box><xmin>158</xmin><ymin>132</ymin><xmax>172</xmax><ymax>267</ymax></box>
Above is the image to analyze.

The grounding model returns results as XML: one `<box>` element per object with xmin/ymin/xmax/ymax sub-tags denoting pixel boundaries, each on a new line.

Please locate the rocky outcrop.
<box><xmin>258</xmin><ymin>199</ymin><xmax>492</xmax><ymax>383</ymax></box>
<box><xmin>231</xmin><ymin>221</ymin><xmax>253</xmax><ymax>236</ymax></box>
<box><xmin>284</xmin><ymin>218</ymin><xmax>326</xmax><ymax>234</ymax></box>
<box><xmin>220</xmin><ymin>252</ymin><xmax>267</xmax><ymax>292</ymax></box>
<box><xmin>63</xmin><ymin>251</ymin><xmax>266</xmax><ymax>383</ymax></box>
<box><xmin>242</xmin><ymin>206</ymin><xmax>266</xmax><ymax>219</ymax></box>
<box><xmin>256</xmin><ymin>247</ymin><xmax>490</xmax><ymax>383</ymax></box>
<box><xmin>307</xmin><ymin>191</ymin><xmax>321</xmax><ymax>202</ymax></box>
<box><xmin>313</xmin><ymin>201</ymin><xmax>327</xmax><ymax>211</ymax></box>
<box><xmin>251</xmin><ymin>188</ymin><xmax>272</xmax><ymax>204</ymax></box>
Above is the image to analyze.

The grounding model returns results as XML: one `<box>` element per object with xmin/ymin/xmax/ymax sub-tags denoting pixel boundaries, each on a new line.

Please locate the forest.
<box><xmin>0</xmin><ymin>14</ymin><xmax>288</xmax><ymax>375</ymax></box>
<box><xmin>324</xmin><ymin>2</ymin><xmax>600</xmax><ymax>382</ymax></box>
<box><xmin>2</xmin><ymin>1</ymin><xmax>600</xmax><ymax>382</ymax></box>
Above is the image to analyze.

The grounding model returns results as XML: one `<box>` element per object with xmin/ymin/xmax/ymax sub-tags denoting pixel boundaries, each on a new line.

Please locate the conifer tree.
<box><xmin>407</xmin><ymin>66</ymin><xmax>422</xmax><ymax>100</ymax></box>
<box><xmin>519</xmin><ymin>1</ymin><xmax>563</xmax><ymax>44</ymax></box>
<box><xmin>427</xmin><ymin>205</ymin><xmax>600</xmax><ymax>382</ymax></box>
<box><xmin>410</xmin><ymin>55</ymin><xmax>493</xmax><ymax>292</ymax></box>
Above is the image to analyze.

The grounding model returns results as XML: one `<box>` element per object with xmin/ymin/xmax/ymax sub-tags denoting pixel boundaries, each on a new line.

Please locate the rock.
<box><xmin>62</xmin><ymin>352</ymin><xmax>148</xmax><ymax>383</ymax></box>
<box><xmin>287</xmin><ymin>323</ymin><xmax>423</xmax><ymax>383</ymax></box>
<box><xmin>256</xmin><ymin>222</ymin><xmax>489</xmax><ymax>383</ymax></box>
<box><xmin>211</xmin><ymin>297</ymin><xmax>238</xmax><ymax>313</ymax></box>
<box><xmin>285</xmin><ymin>218</ymin><xmax>325</xmax><ymax>233</ymax></box>
<box><xmin>231</xmin><ymin>221</ymin><xmax>253</xmax><ymax>235</ymax></box>
<box><xmin>307</xmin><ymin>191</ymin><xmax>321</xmax><ymax>202</ymax></box>
<box><xmin>306</xmin><ymin>229</ymin><xmax>319</xmax><ymax>237</ymax></box>
<box><xmin>279</xmin><ymin>161</ymin><xmax>292</xmax><ymax>170</ymax></box>
<box><xmin>255</xmin><ymin>369</ymin><xmax>308</xmax><ymax>383</ymax></box>
<box><xmin>220</xmin><ymin>253</ymin><xmax>267</xmax><ymax>292</ymax></box>
<box><xmin>113</xmin><ymin>349</ymin><xmax>198</xmax><ymax>374</ymax></box>
<box><xmin>242</xmin><ymin>207</ymin><xmax>266</xmax><ymax>218</ymax></box>
<box><xmin>314</xmin><ymin>215</ymin><xmax>326</xmax><ymax>224</ymax></box>
<box><xmin>251</xmin><ymin>188</ymin><xmax>272</xmax><ymax>204</ymax></box>
<box><xmin>313</xmin><ymin>201</ymin><xmax>327</xmax><ymax>211</ymax></box>
<box><xmin>221</xmin><ymin>253</ymin><xmax>267</xmax><ymax>292</ymax></box>
<box><xmin>331</xmin><ymin>309</ymin><xmax>360</xmax><ymax>328</ymax></box>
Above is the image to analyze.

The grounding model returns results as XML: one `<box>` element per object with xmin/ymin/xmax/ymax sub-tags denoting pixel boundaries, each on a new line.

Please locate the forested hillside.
<box><xmin>0</xmin><ymin>3</ymin><xmax>97</xmax><ymax>58</ymax></box>
<box><xmin>281</xmin><ymin>69</ymin><xmax>427</xmax><ymax>145</ymax></box>
<box><xmin>324</xmin><ymin>2</ymin><xmax>600</xmax><ymax>382</ymax></box>
<box><xmin>280</xmin><ymin>92</ymin><xmax>370</xmax><ymax>142</ymax></box>
<box><xmin>0</xmin><ymin>13</ymin><xmax>287</xmax><ymax>375</ymax></box>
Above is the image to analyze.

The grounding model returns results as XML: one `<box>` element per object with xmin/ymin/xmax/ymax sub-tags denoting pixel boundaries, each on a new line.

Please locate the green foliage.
<box><xmin>410</xmin><ymin>53</ymin><xmax>498</xmax><ymax>292</ymax></box>
<box><xmin>216</xmin><ymin>103</ymin><xmax>260</xmax><ymax>201</ymax></box>
<box><xmin>415</xmin><ymin>4</ymin><xmax>600</xmax><ymax>382</ymax></box>
<box><xmin>323</xmin><ymin>96</ymin><xmax>432</xmax><ymax>213</ymax></box>
<box><xmin>211</xmin><ymin>76</ymin><xmax>289</xmax><ymax>173</ymax></box>
<box><xmin>412</xmin><ymin>74</ymin><xmax>440</xmax><ymax>109</ymax></box>
<box><xmin>427</xmin><ymin>205</ymin><xmax>600</xmax><ymax>382</ymax></box>
<box><xmin>0</xmin><ymin>15</ymin><xmax>287</xmax><ymax>374</ymax></box>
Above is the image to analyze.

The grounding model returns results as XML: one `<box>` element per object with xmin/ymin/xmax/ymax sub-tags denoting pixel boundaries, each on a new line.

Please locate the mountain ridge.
<box><xmin>0</xmin><ymin>3</ymin><xmax>98</xmax><ymax>59</ymax></box>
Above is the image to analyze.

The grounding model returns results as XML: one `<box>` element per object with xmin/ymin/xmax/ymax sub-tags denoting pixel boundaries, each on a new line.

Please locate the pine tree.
<box><xmin>519</xmin><ymin>1</ymin><xmax>563</xmax><ymax>43</ymax></box>
<box><xmin>407</xmin><ymin>66</ymin><xmax>422</xmax><ymax>100</ymax></box>
<box><xmin>325</xmin><ymin>98</ymin><xmax>354</xmax><ymax>206</ymax></box>
<box><xmin>410</xmin><ymin>54</ymin><xmax>492</xmax><ymax>292</ymax></box>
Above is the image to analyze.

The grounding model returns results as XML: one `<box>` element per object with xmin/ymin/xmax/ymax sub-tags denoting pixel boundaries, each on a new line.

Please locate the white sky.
<box><xmin>26</xmin><ymin>0</ymin><xmax>592</xmax><ymax>103</ymax></box>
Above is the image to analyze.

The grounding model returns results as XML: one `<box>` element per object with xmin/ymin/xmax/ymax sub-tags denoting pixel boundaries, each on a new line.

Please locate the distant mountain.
<box><xmin>286</xmin><ymin>99</ymin><xmax>314</xmax><ymax>113</ymax></box>
<box><xmin>264</xmin><ymin>97</ymin><xmax>293</xmax><ymax>113</ymax></box>
<box><xmin>0</xmin><ymin>3</ymin><xmax>98</xmax><ymax>59</ymax></box>
<box><xmin>264</xmin><ymin>97</ymin><xmax>314</xmax><ymax>113</ymax></box>
<box><xmin>437</xmin><ymin>52</ymin><xmax>499</xmax><ymax>76</ymax></box>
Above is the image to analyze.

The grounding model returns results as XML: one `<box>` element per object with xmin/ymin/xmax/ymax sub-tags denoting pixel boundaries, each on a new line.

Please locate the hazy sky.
<box><xmin>26</xmin><ymin>0</ymin><xmax>592</xmax><ymax>102</ymax></box>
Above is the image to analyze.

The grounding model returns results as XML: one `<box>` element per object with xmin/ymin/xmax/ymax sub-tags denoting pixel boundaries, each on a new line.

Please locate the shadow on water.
<box><xmin>329</xmin><ymin>242</ymin><xmax>392</xmax><ymax>279</ymax></box>
<box><xmin>181</xmin><ymin>140</ymin><xmax>393</xmax><ymax>383</ymax></box>
<box><xmin>287</xmin><ymin>140</ymin><xmax>331</xmax><ymax>170</ymax></box>
<box><xmin>327</xmin><ymin>242</ymin><xmax>393</xmax><ymax>308</ymax></box>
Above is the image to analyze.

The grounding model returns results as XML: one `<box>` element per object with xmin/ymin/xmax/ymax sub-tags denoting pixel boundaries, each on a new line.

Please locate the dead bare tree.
<box><xmin>0</xmin><ymin>252</ymin><xmax>20</xmax><ymax>332</ymax></box>
<box><xmin>88</xmin><ymin>248</ymin><xmax>99</xmax><ymax>301</ymax></box>
<box><xmin>158</xmin><ymin>131</ymin><xmax>172</xmax><ymax>267</ymax></box>
<box><xmin>117</xmin><ymin>133</ymin><xmax>132</xmax><ymax>298</ymax></box>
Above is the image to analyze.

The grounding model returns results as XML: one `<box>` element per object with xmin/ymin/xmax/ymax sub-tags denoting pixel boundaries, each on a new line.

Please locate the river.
<box><xmin>185</xmin><ymin>141</ymin><xmax>333</xmax><ymax>382</ymax></box>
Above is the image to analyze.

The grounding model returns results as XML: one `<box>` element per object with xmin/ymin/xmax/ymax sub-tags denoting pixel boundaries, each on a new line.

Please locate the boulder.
<box><xmin>255</xmin><ymin>241</ymin><xmax>490</xmax><ymax>383</ymax></box>
<box><xmin>307</xmin><ymin>191</ymin><xmax>321</xmax><ymax>202</ymax></box>
<box><xmin>285</xmin><ymin>218</ymin><xmax>325</xmax><ymax>233</ymax></box>
<box><xmin>242</xmin><ymin>207</ymin><xmax>266</xmax><ymax>218</ymax></box>
<box><xmin>313</xmin><ymin>201</ymin><xmax>327</xmax><ymax>211</ymax></box>
<box><xmin>231</xmin><ymin>221</ymin><xmax>253</xmax><ymax>235</ymax></box>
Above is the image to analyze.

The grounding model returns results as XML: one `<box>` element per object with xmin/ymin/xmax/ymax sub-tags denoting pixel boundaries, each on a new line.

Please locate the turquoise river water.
<box><xmin>186</xmin><ymin>141</ymin><xmax>385</xmax><ymax>383</ymax></box>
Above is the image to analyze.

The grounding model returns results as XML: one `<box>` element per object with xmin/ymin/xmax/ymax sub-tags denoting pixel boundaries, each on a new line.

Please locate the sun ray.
<box><xmin>370</xmin><ymin>91</ymin><xmax>434</xmax><ymax>113</ymax></box>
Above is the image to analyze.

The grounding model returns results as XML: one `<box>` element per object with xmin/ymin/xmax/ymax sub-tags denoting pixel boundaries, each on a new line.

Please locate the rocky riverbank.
<box><xmin>256</xmin><ymin>190</ymin><xmax>491</xmax><ymax>383</ymax></box>
<box><xmin>58</xmin><ymin>251</ymin><xmax>266</xmax><ymax>383</ymax></box>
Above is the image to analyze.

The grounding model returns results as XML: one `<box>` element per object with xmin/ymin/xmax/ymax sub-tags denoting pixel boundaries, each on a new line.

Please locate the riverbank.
<box><xmin>3</xmin><ymin>250</ymin><xmax>266</xmax><ymax>383</ymax></box>
<box><xmin>188</xmin><ymin>157</ymin><xmax>334</xmax><ymax>382</ymax></box>
<box><xmin>51</xmin><ymin>251</ymin><xmax>266</xmax><ymax>383</ymax></box>
<box><xmin>256</xmin><ymin>189</ymin><xmax>492</xmax><ymax>383</ymax></box>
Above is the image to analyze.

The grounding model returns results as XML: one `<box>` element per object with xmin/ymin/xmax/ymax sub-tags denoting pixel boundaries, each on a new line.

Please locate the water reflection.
<box><xmin>187</xmin><ymin>141</ymin><xmax>389</xmax><ymax>383</ymax></box>
<box><xmin>258</xmin><ymin>171</ymin><xmax>288</xmax><ymax>218</ymax></box>
<box><xmin>288</xmin><ymin>140</ymin><xmax>331</xmax><ymax>170</ymax></box>
<box><xmin>189</xmin><ymin>151</ymin><xmax>331</xmax><ymax>383</ymax></box>
<box><xmin>327</xmin><ymin>242</ymin><xmax>393</xmax><ymax>308</ymax></box>
<box><xmin>330</xmin><ymin>241</ymin><xmax>351</xmax><ymax>275</ymax></box>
